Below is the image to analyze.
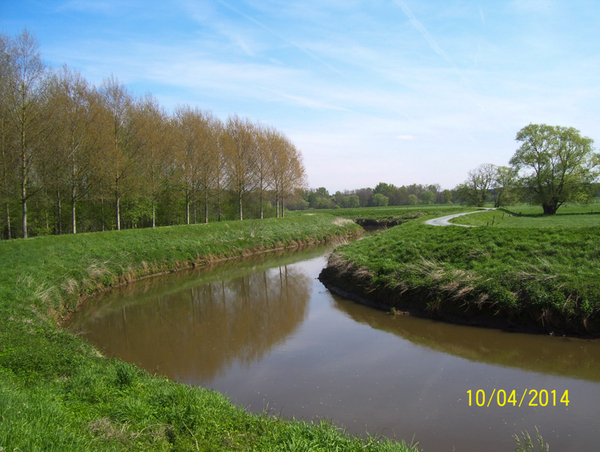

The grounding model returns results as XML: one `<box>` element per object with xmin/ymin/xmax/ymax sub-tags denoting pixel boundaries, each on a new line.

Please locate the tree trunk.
<box><xmin>217</xmin><ymin>190</ymin><xmax>221</xmax><ymax>222</ymax></box>
<box><xmin>115</xmin><ymin>193</ymin><xmax>121</xmax><ymax>230</ymax></box>
<box><xmin>542</xmin><ymin>203</ymin><xmax>558</xmax><ymax>215</ymax></box>
<box><xmin>71</xmin><ymin>198</ymin><xmax>76</xmax><ymax>234</ymax></box>
<box><xmin>186</xmin><ymin>197</ymin><xmax>190</xmax><ymax>225</ymax></box>
<box><xmin>5</xmin><ymin>202</ymin><xmax>11</xmax><ymax>240</ymax></box>
<box><xmin>238</xmin><ymin>191</ymin><xmax>243</xmax><ymax>221</ymax></box>
<box><xmin>71</xmin><ymin>185</ymin><xmax>77</xmax><ymax>234</ymax></box>
<box><xmin>204</xmin><ymin>191</ymin><xmax>209</xmax><ymax>224</ymax></box>
<box><xmin>260</xmin><ymin>190</ymin><xmax>264</xmax><ymax>219</ymax></box>
<box><xmin>56</xmin><ymin>188</ymin><xmax>62</xmax><ymax>235</ymax></box>
<box><xmin>21</xmin><ymin>191</ymin><xmax>27</xmax><ymax>239</ymax></box>
<box><xmin>99</xmin><ymin>198</ymin><xmax>104</xmax><ymax>231</ymax></box>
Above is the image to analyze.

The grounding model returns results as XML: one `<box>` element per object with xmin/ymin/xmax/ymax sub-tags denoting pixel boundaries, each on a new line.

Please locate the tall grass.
<box><xmin>0</xmin><ymin>215</ymin><xmax>418</xmax><ymax>451</ymax></box>
<box><xmin>321</xmin><ymin>218</ymin><xmax>600</xmax><ymax>336</ymax></box>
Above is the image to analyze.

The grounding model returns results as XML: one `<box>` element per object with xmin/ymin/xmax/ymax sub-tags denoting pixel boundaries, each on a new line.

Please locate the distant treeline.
<box><xmin>0</xmin><ymin>30</ymin><xmax>306</xmax><ymax>239</ymax></box>
<box><xmin>299</xmin><ymin>180</ymin><xmax>600</xmax><ymax>211</ymax></box>
<box><xmin>297</xmin><ymin>183</ymin><xmax>454</xmax><ymax>210</ymax></box>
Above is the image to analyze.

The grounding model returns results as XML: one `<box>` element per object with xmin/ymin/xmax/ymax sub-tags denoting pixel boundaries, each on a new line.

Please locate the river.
<box><xmin>67</xmin><ymin>243</ymin><xmax>600</xmax><ymax>451</ymax></box>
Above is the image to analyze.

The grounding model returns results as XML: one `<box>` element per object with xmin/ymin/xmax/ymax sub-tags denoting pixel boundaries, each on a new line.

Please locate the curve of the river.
<box><xmin>68</xmin><ymin>243</ymin><xmax>600</xmax><ymax>452</ymax></box>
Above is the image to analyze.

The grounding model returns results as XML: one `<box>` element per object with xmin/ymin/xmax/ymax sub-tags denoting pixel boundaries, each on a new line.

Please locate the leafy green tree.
<box><xmin>372</xmin><ymin>193</ymin><xmax>388</xmax><ymax>206</ymax></box>
<box><xmin>341</xmin><ymin>194</ymin><xmax>360</xmax><ymax>208</ymax></box>
<box><xmin>510</xmin><ymin>124</ymin><xmax>598</xmax><ymax>214</ymax></box>
<box><xmin>314</xmin><ymin>187</ymin><xmax>329</xmax><ymax>197</ymax></box>
<box><xmin>442</xmin><ymin>189</ymin><xmax>452</xmax><ymax>203</ymax></box>
<box><xmin>455</xmin><ymin>163</ymin><xmax>495</xmax><ymax>207</ymax></box>
<box><xmin>420</xmin><ymin>190</ymin><xmax>435</xmax><ymax>204</ymax></box>
<box><xmin>407</xmin><ymin>194</ymin><xmax>418</xmax><ymax>205</ymax></box>
<box><xmin>492</xmin><ymin>165</ymin><xmax>520</xmax><ymax>207</ymax></box>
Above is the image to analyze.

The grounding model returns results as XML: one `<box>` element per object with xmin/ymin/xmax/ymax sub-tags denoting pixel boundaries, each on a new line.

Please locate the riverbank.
<box><xmin>0</xmin><ymin>215</ymin><xmax>418</xmax><ymax>451</ymax></box>
<box><xmin>319</xmin><ymin>216</ymin><xmax>600</xmax><ymax>337</ymax></box>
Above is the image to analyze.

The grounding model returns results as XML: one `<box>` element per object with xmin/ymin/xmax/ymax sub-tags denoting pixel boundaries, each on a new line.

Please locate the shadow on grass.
<box><xmin>502</xmin><ymin>208</ymin><xmax>600</xmax><ymax>218</ymax></box>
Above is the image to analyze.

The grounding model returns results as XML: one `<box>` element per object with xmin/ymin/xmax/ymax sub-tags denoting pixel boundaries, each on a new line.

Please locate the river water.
<box><xmin>68</xmin><ymin>244</ymin><xmax>600</xmax><ymax>451</ymax></box>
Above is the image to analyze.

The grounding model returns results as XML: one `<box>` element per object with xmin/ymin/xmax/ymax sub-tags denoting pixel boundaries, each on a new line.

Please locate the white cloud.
<box><xmin>18</xmin><ymin>0</ymin><xmax>600</xmax><ymax>193</ymax></box>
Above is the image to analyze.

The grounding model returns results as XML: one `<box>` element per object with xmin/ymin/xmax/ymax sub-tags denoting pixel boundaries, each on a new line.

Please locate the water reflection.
<box><xmin>332</xmin><ymin>296</ymin><xmax>600</xmax><ymax>382</ymax></box>
<box><xmin>69</xmin><ymin>248</ymin><xmax>317</xmax><ymax>382</ymax></box>
<box><xmin>69</xmin><ymin>245</ymin><xmax>600</xmax><ymax>451</ymax></box>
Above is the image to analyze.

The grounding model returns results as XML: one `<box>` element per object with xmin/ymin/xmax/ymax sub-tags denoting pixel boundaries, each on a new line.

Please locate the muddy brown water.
<box><xmin>68</xmin><ymin>244</ymin><xmax>600</xmax><ymax>452</ymax></box>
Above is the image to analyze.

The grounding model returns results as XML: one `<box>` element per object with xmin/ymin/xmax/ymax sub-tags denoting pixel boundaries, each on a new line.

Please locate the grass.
<box><xmin>292</xmin><ymin>205</ymin><xmax>480</xmax><ymax>228</ymax></box>
<box><xmin>0</xmin><ymin>214</ymin><xmax>419</xmax><ymax>451</ymax></box>
<box><xmin>320</xmin><ymin>207</ymin><xmax>600</xmax><ymax>336</ymax></box>
<box><xmin>293</xmin><ymin>204</ymin><xmax>476</xmax><ymax>220</ymax></box>
<box><xmin>450</xmin><ymin>204</ymin><xmax>600</xmax><ymax>228</ymax></box>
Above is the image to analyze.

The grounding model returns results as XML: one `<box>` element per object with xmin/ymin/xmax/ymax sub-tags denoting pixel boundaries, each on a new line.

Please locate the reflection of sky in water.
<box><xmin>70</xmin><ymin>248</ymin><xmax>600</xmax><ymax>452</ymax></box>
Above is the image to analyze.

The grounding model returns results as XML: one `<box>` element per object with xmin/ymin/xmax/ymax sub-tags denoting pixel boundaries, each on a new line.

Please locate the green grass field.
<box><xmin>292</xmin><ymin>203</ymin><xmax>475</xmax><ymax>220</ymax></box>
<box><xmin>0</xmin><ymin>215</ymin><xmax>420</xmax><ymax>452</ymax></box>
<box><xmin>320</xmin><ymin>204</ymin><xmax>600</xmax><ymax>336</ymax></box>
<box><xmin>450</xmin><ymin>204</ymin><xmax>600</xmax><ymax>228</ymax></box>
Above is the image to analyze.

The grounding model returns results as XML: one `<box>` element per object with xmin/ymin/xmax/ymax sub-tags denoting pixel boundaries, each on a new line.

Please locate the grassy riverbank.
<box><xmin>320</xmin><ymin>207</ymin><xmax>600</xmax><ymax>336</ymax></box>
<box><xmin>0</xmin><ymin>215</ymin><xmax>418</xmax><ymax>451</ymax></box>
<box><xmin>291</xmin><ymin>205</ymin><xmax>479</xmax><ymax>228</ymax></box>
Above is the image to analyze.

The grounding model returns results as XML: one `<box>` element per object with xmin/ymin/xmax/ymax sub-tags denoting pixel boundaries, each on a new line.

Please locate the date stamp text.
<box><xmin>466</xmin><ymin>389</ymin><xmax>569</xmax><ymax>407</ymax></box>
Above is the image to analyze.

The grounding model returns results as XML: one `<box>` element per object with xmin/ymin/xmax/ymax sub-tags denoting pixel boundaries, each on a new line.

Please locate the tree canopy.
<box><xmin>510</xmin><ymin>124</ymin><xmax>598</xmax><ymax>214</ymax></box>
<box><xmin>0</xmin><ymin>30</ymin><xmax>307</xmax><ymax>238</ymax></box>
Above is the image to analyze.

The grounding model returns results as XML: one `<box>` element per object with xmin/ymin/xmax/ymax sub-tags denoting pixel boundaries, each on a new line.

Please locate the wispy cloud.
<box><xmin>215</xmin><ymin>0</ymin><xmax>343</xmax><ymax>76</ymax></box>
<box><xmin>7</xmin><ymin>0</ymin><xmax>599</xmax><ymax>191</ymax></box>
<box><xmin>392</xmin><ymin>0</ymin><xmax>451</xmax><ymax>65</ymax></box>
<box><xmin>256</xmin><ymin>86</ymin><xmax>352</xmax><ymax>112</ymax></box>
<box><xmin>391</xmin><ymin>0</ymin><xmax>485</xmax><ymax>112</ymax></box>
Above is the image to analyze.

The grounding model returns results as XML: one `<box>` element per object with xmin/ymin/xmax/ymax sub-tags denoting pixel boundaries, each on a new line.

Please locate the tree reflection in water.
<box><xmin>70</xmin><ymin>251</ymin><xmax>315</xmax><ymax>383</ymax></box>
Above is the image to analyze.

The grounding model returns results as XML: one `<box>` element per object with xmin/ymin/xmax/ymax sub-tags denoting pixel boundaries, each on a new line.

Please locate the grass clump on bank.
<box><xmin>320</xmin><ymin>215</ymin><xmax>600</xmax><ymax>336</ymax></box>
<box><xmin>0</xmin><ymin>215</ymin><xmax>418</xmax><ymax>451</ymax></box>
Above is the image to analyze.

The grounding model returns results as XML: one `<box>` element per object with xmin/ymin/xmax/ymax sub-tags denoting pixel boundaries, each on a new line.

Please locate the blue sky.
<box><xmin>1</xmin><ymin>0</ymin><xmax>599</xmax><ymax>191</ymax></box>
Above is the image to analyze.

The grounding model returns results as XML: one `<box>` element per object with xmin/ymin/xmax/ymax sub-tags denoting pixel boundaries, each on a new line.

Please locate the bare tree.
<box><xmin>96</xmin><ymin>76</ymin><xmax>146</xmax><ymax>230</ymax></box>
<box><xmin>255</xmin><ymin>125</ymin><xmax>276</xmax><ymax>219</ymax></box>
<box><xmin>269</xmin><ymin>132</ymin><xmax>306</xmax><ymax>217</ymax></box>
<box><xmin>0</xmin><ymin>33</ymin><xmax>17</xmax><ymax>238</ymax></box>
<box><xmin>136</xmin><ymin>94</ymin><xmax>174</xmax><ymax>228</ymax></box>
<box><xmin>44</xmin><ymin>66</ymin><xmax>100</xmax><ymax>234</ymax></box>
<box><xmin>4</xmin><ymin>30</ymin><xmax>51</xmax><ymax>238</ymax></box>
<box><xmin>224</xmin><ymin>115</ymin><xmax>257</xmax><ymax>221</ymax></box>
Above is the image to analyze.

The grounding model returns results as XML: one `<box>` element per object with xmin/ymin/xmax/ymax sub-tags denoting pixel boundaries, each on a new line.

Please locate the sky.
<box><xmin>1</xmin><ymin>0</ymin><xmax>599</xmax><ymax>192</ymax></box>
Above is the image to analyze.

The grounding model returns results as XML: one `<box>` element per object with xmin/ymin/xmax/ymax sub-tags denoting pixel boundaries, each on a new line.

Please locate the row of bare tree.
<box><xmin>0</xmin><ymin>31</ymin><xmax>307</xmax><ymax>239</ymax></box>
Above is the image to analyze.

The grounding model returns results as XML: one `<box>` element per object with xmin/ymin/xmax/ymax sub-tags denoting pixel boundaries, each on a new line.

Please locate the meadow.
<box><xmin>449</xmin><ymin>203</ymin><xmax>600</xmax><ymax>228</ymax></box>
<box><xmin>0</xmin><ymin>215</ymin><xmax>420</xmax><ymax>451</ymax></box>
<box><xmin>2</xmin><ymin>203</ymin><xmax>592</xmax><ymax>450</ymax></box>
<box><xmin>320</xmin><ymin>204</ymin><xmax>600</xmax><ymax>336</ymax></box>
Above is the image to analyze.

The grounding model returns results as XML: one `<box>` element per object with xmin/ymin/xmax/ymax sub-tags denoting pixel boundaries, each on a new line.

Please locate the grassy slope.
<box><xmin>0</xmin><ymin>215</ymin><xmax>417</xmax><ymax>451</ymax></box>
<box><xmin>450</xmin><ymin>205</ymin><xmax>600</xmax><ymax>228</ymax></box>
<box><xmin>320</xmin><ymin>206</ymin><xmax>600</xmax><ymax>336</ymax></box>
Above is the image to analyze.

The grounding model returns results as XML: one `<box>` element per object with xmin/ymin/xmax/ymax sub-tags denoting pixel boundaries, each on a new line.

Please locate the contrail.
<box><xmin>393</xmin><ymin>0</ymin><xmax>484</xmax><ymax>111</ymax></box>
<box><xmin>216</xmin><ymin>0</ymin><xmax>343</xmax><ymax>76</ymax></box>
<box><xmin>392</xmin><ymin>0</ymin><xmax>452</xmax><ymax>66</ymax></box>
